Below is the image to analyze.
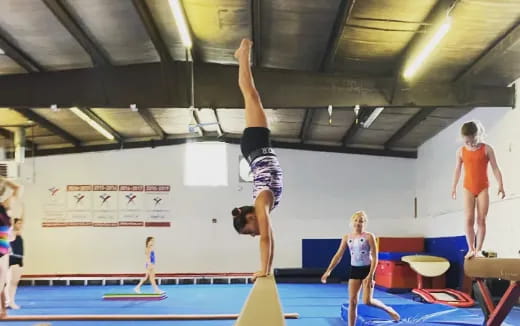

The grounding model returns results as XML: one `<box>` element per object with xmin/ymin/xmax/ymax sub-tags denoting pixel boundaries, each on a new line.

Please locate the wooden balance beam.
<box><xmin>235</xmin><ymin>275</ymin><xmax>297</xmax><ymax>326</ymax></box>
<box><xmin>2</xmin><ymin>313</ymin><xmax>300</xmax><ymax>321</ymax></box>
<box><xmin>464</xmin><ymin>257</ymin><xmax>520</xmax><ymax>281</ymax></box>
<box><xmin>464</xmin><ymin>257</ymin><xmax>520</xmax><ymax>326</ymax></box>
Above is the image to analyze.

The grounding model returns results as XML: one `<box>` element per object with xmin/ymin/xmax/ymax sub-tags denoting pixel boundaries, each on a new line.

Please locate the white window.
<box><xmin>184</xmin><ymin>142</ymin><xmax>228</xmax><ymax>186</ymax></box>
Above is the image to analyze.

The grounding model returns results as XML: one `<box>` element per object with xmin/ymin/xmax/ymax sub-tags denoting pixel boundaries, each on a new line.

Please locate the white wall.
<box><xmin>19</xmin><ymin>85</ymin><xmax>518</xmax><ymax>274</ymax></box>
<box><xmin>415</xmin><ymin>84</ymin><xmax>520</xmax><ymax>257</ymax></box>
<box><xmin>19</xmin><ymin>143</ymin><xmax>417</xmax><ymax>274</ymax></box>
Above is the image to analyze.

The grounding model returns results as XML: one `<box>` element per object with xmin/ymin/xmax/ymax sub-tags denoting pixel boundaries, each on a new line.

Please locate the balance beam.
<box><xmin>465</xmin><ymin>257</ymin><xmax>520</xmax><ymax>326</ymax></box>
<box><xmin>235</xmin><ymin>275</ymin><xmax>296</xmax><ymax>325</ymax></box>
<box><xmin>2</xmin><ymin>313</ymin><xmax>300</xmax><ymax>321</ymax></box>
<box><xmin>464</xmin><ymin>257</ymin><xmax>520</xmax><ymax>281</ymax></box>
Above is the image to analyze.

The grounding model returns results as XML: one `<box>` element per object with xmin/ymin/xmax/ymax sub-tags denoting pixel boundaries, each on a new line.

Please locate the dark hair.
<box><xmin>14</xmin><ymin>218</ymin><xmax>22</xmax><ymax>224</ymax></box>
<box><xmin>146</xmin><ymin>236</ymin><xmax>154</xmax><ymax>246</ymax></box>
<box><xmin>232</xmin><ymin>206</ymin><xmax>254</xmax><ymax>233</ymax></box>
<box><xmin>461</xmin><ymin>121</ymin><xmax>478</xmax><ymax>136</ymax></box>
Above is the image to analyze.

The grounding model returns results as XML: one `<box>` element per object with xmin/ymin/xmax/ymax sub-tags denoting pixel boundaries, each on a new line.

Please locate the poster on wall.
<box><xmin>92</xmin><ymin>185</ymin><xmax>118</xmax><ymax>227</ymax></box>
<box><xmin>118</xmin><ymin>185</ymin><xmax>145</xmax><ymax>226</ymax></box>
<box><xmin>66</xmin><ymin>185</ymin><xmax>93</xmax><ymax>226</ymax></box>
<box><xmin>42</xmin><ymin>185</ymin><xmax>67</xmax><ymax>227</ymax></box>
<box><xmin>144</xmin><ymin>185</ymin><xmax>172</xmax><ymax>227</ymax></box>
<box><xmin>41</xmin><ymin>184</ymin><xmax>173</xmax><ymax>228</ymax></box>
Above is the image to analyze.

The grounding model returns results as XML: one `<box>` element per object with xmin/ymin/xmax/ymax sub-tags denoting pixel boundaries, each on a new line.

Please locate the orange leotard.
<box><xmin>461</xmin><ymin>145</ymin><xmax>489</xmax><ymax>196</ymax></box>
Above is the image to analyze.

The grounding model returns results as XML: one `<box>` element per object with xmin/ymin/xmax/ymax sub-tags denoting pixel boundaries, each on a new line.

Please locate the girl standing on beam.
<box><xmin>231</xmin><ymin>39</ymin><xmax>283</xmax><ymax>281</ymax></box>
<box><xmin>451</xmin><ymin>121</ymin><xmax>505</xmax><ymax>259</ymax></box>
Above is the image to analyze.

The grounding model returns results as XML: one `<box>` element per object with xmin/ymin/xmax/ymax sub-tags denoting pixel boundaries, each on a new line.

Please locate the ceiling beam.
<box><xmin>0</xmin><ymin>29</ymin><xmax>43</xmax><ymax>72</ymax></box>
<box><xmin>251</xmin><ymin>0</ymin><xmax>262</xmax><ymax>67</ymax></box>
<box><xmin>212</xmin><ymin>108</ymin><xmax>224</xmax><ymax>136</ymax></box>
<box><xmin>455</xmin><ymin>21</ymin><xmax>520</xmax><ymax>85</ymax></box>
<box><xmin>42</xmin><ymin>0</ymin><xmax>110</xmax><ymax>66</ymax></box>
<box><xmin>0</xmin><ymin>62</ymin><xmax>513</xmax><ymax>108</ymax></box>
<box><xmin>12</xmin><ymin>109</ymin><xmax>81</xmax><ymax>146</ymax></box>
<box><xmin>191</xmin><ymin>109</ymin><xmax>205</xmax><ymax>137</ymax></box>
<box><xmin>341</xmin><ymin>107</ymin><xmax>375</xmax><ymax>146</ymax></box>
<box><xmin>80</xmin><ymin>108</ymin><xmax>123</xmax><ymax>143</ymax></box>
<box><xmin>131</xmin><ymin>0</ymin><xmax>173</xmax><ymax>64</ymax></box>
<box><xmin>138</xmin><ymin>108</ymin><xmax>166</xmax><ymax>139</ymax></box>
<box><xmin>0</xmin><ymin>128</ymin><xmax>37</xmax><ymax>149</ymax></box>
<box><xmin>384</xmin><ymin>108</ymin><xmax>436</xmax><ymax>148</ymax></box>
<box><xmin>28</xmin><ymin>135</ymin><xmax>417</xmax><ymax>159</ymax></box>
<box><xmin>320</xmin><ymin>0</ymin><xmax>356</xmax><ymax>72</ymax></box>
<box><xmin>299</xmin><ymin>109</ymin><xmax>314</xmax><ymax>143</ymax></box>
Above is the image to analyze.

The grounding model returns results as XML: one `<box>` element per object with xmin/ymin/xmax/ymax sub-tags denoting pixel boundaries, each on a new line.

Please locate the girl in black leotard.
<box><xmin>231</xmin><ymin>39</ymin><xmax>283</xmax><ymax>282</ymax></box>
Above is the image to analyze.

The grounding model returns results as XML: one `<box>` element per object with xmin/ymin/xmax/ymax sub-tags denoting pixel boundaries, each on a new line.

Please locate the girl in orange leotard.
<box><xmin>451</xmin><ymin>121</ymin><xmax>505</xmax><ymax>259</ymax></box>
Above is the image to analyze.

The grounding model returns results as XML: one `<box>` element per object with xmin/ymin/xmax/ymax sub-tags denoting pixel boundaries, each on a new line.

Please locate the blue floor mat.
<box><xmin>2</xmin><ymin>283</ymin><xmax>519</xmax><ymax>326</ymax></box>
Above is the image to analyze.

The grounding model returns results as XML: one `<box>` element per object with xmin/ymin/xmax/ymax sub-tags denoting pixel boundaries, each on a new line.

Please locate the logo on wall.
<box><xmin>48</xmin><ymin>187</ymin><xmax>60</xmax><ymax>196</ymax></box>
<box><xmin>99</xmin><ymin>193</ymin><xmax>112</xmax><ymax>206</ymax></box>
<box><xmin>152</xmin><ymin>197</ymin><xmax>162</xmax><ymax>207</ymax></box>
<box><xmin>125</xmin><ymin>193</ymin><xmax>137</xmax><ymax>205</ymax></box>
<box><xmin>74</xmin><ymin>193</ymin><xmax>86</xmax><ymax>204</ymax></box>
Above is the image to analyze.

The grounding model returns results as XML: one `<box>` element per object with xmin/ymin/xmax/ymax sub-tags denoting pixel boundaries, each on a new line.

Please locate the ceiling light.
<box><xmin>168</xmin><ymin>0</ymin><xmax>192</xmax><ymax>48</ymax></box>
<box><xmin>362</xmin><ymin>107</ymin><xmax>384</xmax><ymax>128</ymax></box>
<box><xmin>70</xmin><ymin>107</ymin><xmax>114</xmax><ymax>140</ymax></box>
<box><xmin>403</xmin><ymin>16</ymin><xmax>452</xmax><ymax>80</ymax></box>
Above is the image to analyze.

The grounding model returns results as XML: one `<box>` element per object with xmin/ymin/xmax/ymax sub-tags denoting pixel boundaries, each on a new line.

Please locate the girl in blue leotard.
<box><xmin>134</xmin><ymin>237</ymin><xmax>164</xmax><ymax>294</ymax></box>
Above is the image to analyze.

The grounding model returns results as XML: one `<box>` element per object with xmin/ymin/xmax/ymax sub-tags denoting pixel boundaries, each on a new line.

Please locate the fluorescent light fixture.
<box><xmin>168</xmin><ymin>0</ymin><xmax>192</xmax><ymax>48</ymax></box>
<box><xmin>403</xmin><ymin>16</ymin><xmax>452</xmax><ymax>80</ymax></box>
<box><xmin>130</xmin><ymin>104</ymin><xmax>138</xmax><ymax>112</ymax></box>
<box><xmin>69</xmin><ymin>107</ymin><xmax>114</xmax><ymax>140</ymax></box>
<box><xmin>362</xmin><ymin>107</ymin><xmax>384</xmax><ymax>128</ymax></box>
<box><xmin>0</xmin><ymin>48</ymin><xmax>4</xmax><ymax>55</ymax></box>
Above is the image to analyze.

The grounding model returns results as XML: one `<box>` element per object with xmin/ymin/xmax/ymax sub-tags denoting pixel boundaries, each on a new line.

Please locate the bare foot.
<box><xmin>388</xmin><ymin>307</ymin><xmax>400</xmax><ymax>321</ymax></box>
<box><xmin>465</xmin><ymin>250</ymin><xmax>476</xmax><ymax>259</ymax></box>
<box><xmin>154</xmin><ymin>288</ymin><xmax>165</xmax><ymax>294</ymax></box>
<box><xmin>234</xmin><ymin>39</ymin><xmax>253</xmax><ymax>59</ymax></box>
<box><xmin>8</xmin><ymin>303</ymin><xmax>20</xmax><ymax>310</ymax></box>
<box><xmin>133</xmin><ymin>286</ymin><xmax>141</xmax><ymax>294</ymax></box>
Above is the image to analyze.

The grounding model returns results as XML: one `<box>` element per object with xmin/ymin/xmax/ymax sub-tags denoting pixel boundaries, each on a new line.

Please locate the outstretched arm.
<box><xmin>487</xmin><ymin>145</ymin><xmax>505</xmax><ymax>198</ymax></box>
<box><xmin>321</xmin><ymin>235</ymin><xmax>349</xmax><ymax>283</ymax></box>
<box><xmin>254</xmin><ymin>191</ymin><xmax>274</xmax><ymax>280</ymax></box>
<box><xmin>0</xmin><ymin>177</ymin><xmax>21</xmax><ymax>209</ymax></box>
<box><xmin>451</xmin><ymin>148</ymin><xmax>463</xmax><ymax>199</ymax></box>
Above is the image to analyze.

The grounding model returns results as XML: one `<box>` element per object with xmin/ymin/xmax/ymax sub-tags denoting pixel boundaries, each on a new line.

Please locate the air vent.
<box><xmin>0</xmin><ymin>161</ymin><xmax>18</xmax><ymax>179</ymax></box>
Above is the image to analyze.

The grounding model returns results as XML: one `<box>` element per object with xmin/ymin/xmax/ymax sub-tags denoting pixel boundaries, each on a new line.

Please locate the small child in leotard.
<box><xmin>134</xmin><ymin>237</ymin><xmax>164</xmax><ymax>294</ymax></box>
<box><xmin>451</xmin><ymin>121</ymin><xmax>505</xmax><ymax>259</ymax></box>
<box><xmin>321</xmin><ymin>211</ymin><xmax>399</xmax><ymax>326</ymax></box>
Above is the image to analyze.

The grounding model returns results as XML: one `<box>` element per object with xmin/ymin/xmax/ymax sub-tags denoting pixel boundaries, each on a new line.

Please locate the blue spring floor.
<box><xmin>3</xmin><ymin>283</ymin><xmax>520</xmax><ymax>325</ymax></box>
